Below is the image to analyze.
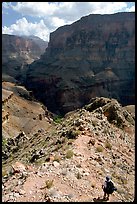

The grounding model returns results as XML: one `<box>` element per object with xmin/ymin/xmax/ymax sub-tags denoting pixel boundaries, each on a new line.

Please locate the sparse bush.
<box><xmin>76</xmin><ymin>171</ymin><xmax>81</xmax><ymax>179</ymax></box>
<box><xmin>96</xmin><ymin>145</ymin><xmax>103</xmax><ymax>152</ymax></box>
<box><xmin>63</xmin><ymin>144</ymin><xmax>69</xmax><ymax>150</ymax></box>
<box><xmin>66</xmin><ymin>129</ymin><xmax>79</xmax><ymax>139</ymax></box>
<box><xmin>103</xmin><ymin>128</ymin><xmax>109</xmax><ymax>135</ymax></box>
<box><xmin>105</xmin><ymin>141</ymin><xmax>112</xmax><ymax>150</ymax></box>
<box><xmin>98</xmin><ymin>171</ymin><xmax>103</xmax><ymax>175</ymax></box>
<box><xmin>67</xmin><ymin>139</ymin><xmax>74</xmax><ymax>145</ymax></box>
<box><xmin>56</xmin><ymin>143</ymin><xmax>62</xmax><ymax>150</ymax></box>
<box><xmin>2</xmin><ymin>169</ymin><xmax>8</xmax><ymax>177</ymax></box>
<box><xmin>53</xmin><ymin>115</ymin><xmax>63</xmax><ymax>124</ymax></box>
<box><xmin>112</xmin><ymin>173</ymin><xmax>127</xmax><ymax>185</ymax></box>
<box><xmin>2</xmin><ymin>138</ymin><xmax>7</xmax><ymax>147</ymax></box>
<box><xmin>66</xmin><ymin>149</ymin><xmax>74</xmax><ymax>159</ymax></box>
<box><xmin>45</xmin><ymin>179</ymin><xmax>54</xmax><ymax>189</ymax></box>
<box><xmin>53</xmin><ymin>154</ymin><xmax>61</xmax><ymax>162</ymax></box>
<box><xmin>121</xmin><ymin>177</ymin><xmax>128</xmax><ymax>185</ymax></box>
<box><xmin>92</xmin><ymin>120</ymin><xmax>98</xmax><ymax>127</ymax></box>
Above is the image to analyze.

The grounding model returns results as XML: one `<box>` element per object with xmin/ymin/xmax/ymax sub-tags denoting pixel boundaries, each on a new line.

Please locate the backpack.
<box><xmin>105</xmin><ymin>181</ymin><xmax>117</xmax><ymax>194</ymax></box>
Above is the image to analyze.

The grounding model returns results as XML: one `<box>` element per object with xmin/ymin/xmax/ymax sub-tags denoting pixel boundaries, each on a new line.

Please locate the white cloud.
<box><xmin>12</xmin><ymin>2</ymin><xmax>58</xmax><ymax>17</ymax></box>
<box><xmin>43</xmin><ymin>16</ymin><xmax>72</xmax><ymax>31</ymax></box>
<box><xmin>11</xmin><ymin>2</ymin><xmax>132</xmax><ymax>19</ymax></box>
<box><xmin>2</xmin><ymin>18</ymin><xmax>50</xmax><ymax>41</ymax></box>
<box><xmin>10</xmin><ymin>2</ymin><xmax>135</xmax><ymax>27</ymax></box>
<box><xmin>126</xmin><ymin>5</ymin><xmax>135</xmax><ymax>12</ymax></box>
<box><xmin>2</xmin><ymin>2</ymin><xmax>135</xmax><ymax>41</ymax></box>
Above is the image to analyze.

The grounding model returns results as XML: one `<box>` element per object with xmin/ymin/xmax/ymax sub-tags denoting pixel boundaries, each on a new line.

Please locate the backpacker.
<box><xmin>105</xmin><ymin>181</ymin><xmax>117</xmax><ymax>194</ymax></box>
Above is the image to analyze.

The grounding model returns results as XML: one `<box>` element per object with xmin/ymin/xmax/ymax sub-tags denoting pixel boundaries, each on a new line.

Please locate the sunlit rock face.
<box><xmin>26</xmin><ymin>12</ymin><xmax>135</xmax><ymax>115</ymax></box>
<box><xmin>2</xmin><ymin>34</ymin><xmax>48</xmax><ymax>82</ymax></box>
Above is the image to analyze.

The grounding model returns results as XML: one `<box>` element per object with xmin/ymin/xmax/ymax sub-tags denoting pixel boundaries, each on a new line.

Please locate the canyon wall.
<box><xmin>2</xmin><ymin>34</ymin><xmax>48</xmax><ymax>82</ymax></box>
<box><xmin>25</xmin><ymin>12</ymin><xmax>135</xmax><ymax>114</ymax></box>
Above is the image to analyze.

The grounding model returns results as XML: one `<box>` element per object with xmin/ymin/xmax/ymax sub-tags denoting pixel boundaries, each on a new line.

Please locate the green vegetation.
<box><xmin>103</xmin><ymin>128</ymin><xmax>109</xmax><ymax>135</ymax></box>
<box><xmin>45</xmin><ymin>179</ymin><xmax>54</xmax><ymax>189</ymax></box>
<box><xmin>2</xmin><ymin>169</ymin><xmax>8</xmax><ymax>177</ymax></box>
<box><xmin>2</xmin><ymin>138</ymin><xmax>7</xmax><ymax>147</ymax></box>
<box><xmin>112</xmin><ymin>172</ymin><xmax>127</xmax><ymax>185</ymax></box>
<box><xmin>105</xmin><ymin>141</ymin><xmax>112</xmax><ymax>150</ymax></box>
<box><xmin>92</xmin><ymin>120</ymin><xmax>98</xmax><ymax>127</ymax></box>
<box><xmin>53</xmin><ymin>154</ymin><xmax>61</xmax><ymax>162</ymax></box>
<box><xmin>66</xmin><ymin>149</ymin><xmax>74</xmax><ymax>159</ymax></box>
<box><xmin>53</xmin><ymin>115</ymin><xmax>63</xmax><ymax>124</ymax></box>
<box><xmin>96</xmin><ymin>145</ymin><xmax>103</xmax><ymax>152</ymax></box>
<box><xmin>66</xmin><ymin>129</ymin><xmax>79</xmax><ymax>139</ymax></box>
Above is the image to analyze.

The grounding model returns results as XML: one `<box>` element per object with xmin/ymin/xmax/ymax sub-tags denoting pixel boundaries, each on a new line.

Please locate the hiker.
<box><xmin>102</xmin><ymin>176</ymin><xmax>117</xmax><ymax>200</ymax></box>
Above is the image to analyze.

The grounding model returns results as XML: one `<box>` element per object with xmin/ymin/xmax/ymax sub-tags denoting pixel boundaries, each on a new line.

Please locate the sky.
<box><xmin>2</xmin><ymin>2</ymin><xmax>135</xmax><ymax>42</ymax></box>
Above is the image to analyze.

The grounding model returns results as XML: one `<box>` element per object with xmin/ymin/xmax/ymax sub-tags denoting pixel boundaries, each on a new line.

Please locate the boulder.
<box><xmin>11</xmin><ymin>161</ymin><xmax>26</xmax><ymax>173</ymax></box>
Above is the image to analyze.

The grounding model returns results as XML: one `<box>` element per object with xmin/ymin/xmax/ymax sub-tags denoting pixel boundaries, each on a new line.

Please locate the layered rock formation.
<box><xmin>2</xmin><ymin>34</ymin><xmax>48</xmax><ymax>82</ymax></box>
<box><xmin>25</xmin><ymin>12</ymin><xmax>135</xmax><ymax>114</ymax></box>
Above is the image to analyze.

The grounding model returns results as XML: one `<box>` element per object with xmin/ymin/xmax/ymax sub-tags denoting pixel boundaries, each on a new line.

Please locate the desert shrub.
<box><xmin>53</xmin><ymin>115</ymin><xmax>63</xmax><ymax>124</ymax></box>
<box><xmin>2</xmin><ymin>169</ymin><xmax>8</xmax><ymax>177</ymax></box>
<box><xmin>105</xmin><ymin>141</ymin><xmax>112</xmax><ymax>150</ymax></box>
<box><xmin>98</xmin><ymin>171</ymin><xmax>103</xmax><ymax>175</ymax></box>
<box><xmin>92</xmin><ymin>120</ymin><xmax>98</xmax><ymax>127</ymax></box>
<box><xmin>112</xmin><ymin>173</ymin><xmax>127</xmax><ymax>185</ymax></box>
<box><xmin>103</xmin><ymin>128</ymin><xmax>109</xmax><ymax>135</ymax></box>
<box><xmin>2</xmin><ymin>138</ymin><xmax>7</xmax><ymax>147</ymax></box>
<box><xmin>66</xmin><ymin>129</ymin><xmax>79</xmax><ymax>139</ymax></box>
<box><xmin>45</xmin><ymin>179</ymin><xmax>54</xmax><ymax>189</ymax></box>
<box><xmin>76</xmin><ymin>171</ymin><xmax>81</xmax><ymax>179</ymax></box>
<box><xmin>67</xmin><ymin>139</ymin><xmax>74</xmax><ymax>145</ymax></box>
<box><xmin>96</xmin><ymin>145</ymin><xmax>103</xmax><ymax>152</ymax></box>
<box><xmin>66</xmin><ymin>149</ymin><xmax>74</xmax><ymax>159</ymax></box>
<box><xmin>53</xmin><ymin>154</ymin><xmax>61</xmax><ymax>162</ymax></box>
<box><xmin>121</xmin><ymin>177</ymin><xmax>128</xmax><ymax>185</ymax></box>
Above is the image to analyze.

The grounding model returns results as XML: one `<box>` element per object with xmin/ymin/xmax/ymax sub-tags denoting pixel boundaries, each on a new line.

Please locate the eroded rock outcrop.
<box><xmin>2</xmin><ymin>34</ymin><xmax>48</xmax><ymax>83</ymax></box>
<box><xmin>2</xmin><ymin>96</ymin><xmax>135</xmax><ymax>202</ymax></box>
<box><xmin>26</xmin><ymin>12</ymin><xmax>134</xmax><ymax>114</ymax></box>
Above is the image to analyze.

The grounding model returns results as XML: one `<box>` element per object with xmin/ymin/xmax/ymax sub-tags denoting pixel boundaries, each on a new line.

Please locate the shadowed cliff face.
<box><xmin>2</xmin><ymin>34</ymin><xmax>48</xmax><ymax>83</ymax></box>
<box><xmin>26</xmin><ymin>12</ymin><xmax>135</xmax><ymax>115</ymax></box>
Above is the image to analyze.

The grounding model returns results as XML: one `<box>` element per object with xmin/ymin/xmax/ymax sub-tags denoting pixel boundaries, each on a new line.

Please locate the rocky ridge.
<box><xmin>2</xmin><ymin>87</ymin><xmax>135</xmax><ymax>202</ymax></box>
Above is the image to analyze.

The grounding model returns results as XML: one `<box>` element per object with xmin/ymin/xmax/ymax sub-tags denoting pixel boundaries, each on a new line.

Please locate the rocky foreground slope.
<box><xmin>26</xmin><ymin>12</ymin><xmax>135</xmax><ymax>114</ymax></box>
<box><xmin>2</xmin><ymin>82</ymin><xmax>135</xmax><ymax>202</ymax></box>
